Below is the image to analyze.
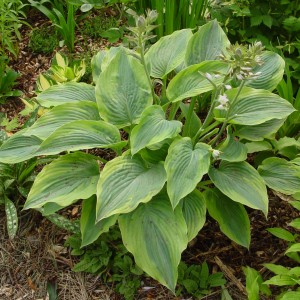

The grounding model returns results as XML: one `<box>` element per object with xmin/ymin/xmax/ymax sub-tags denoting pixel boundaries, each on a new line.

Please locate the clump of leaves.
<box><xmin>0</xmin><ymin>56</ymin><xmax>22</xmax><ymax>104</ymax></box>
<box><xmin>65</xmin><ymin>226</ymin><xmax>143</xmax><ymax>300</ymax></box>
<box><xmin>29</xmin><ymin>25</ymin><xmax>59</xmax><ymax>54</ymax></box>
<box><xmin>0</xmin><ymin>10</ymin><xmax>299</xmax><ymax>294</ymax></box>
<box><xmin>177</xmin><ymin>261</ymin><xmax>227</xmax><ymax>298</ymax></box>
<box><xmin>243</xmin><ymin>199</ymin><xmax>300</xmax><ymax>300</ymax></box>
<box><xmin>36</xmin><ymin>52</ymin><xmax>86</xmax><ymax>92</ymax></box>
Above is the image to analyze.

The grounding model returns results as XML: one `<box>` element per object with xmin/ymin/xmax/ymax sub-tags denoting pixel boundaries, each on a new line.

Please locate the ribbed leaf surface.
<box><xmin>258</xmin><ymin>157</ymin><xmax>300</xmax><ymax>195</ymax></box>
<box><xmin>96</xmin><ymin>48</ymin><xmax>152</xmax><ymax>127</ymax></box>
<box><xmin>96</xmin><ymin>155</ymin><xmax>166</xmax><ymax>221</ymax></box>
<box><xmin>145</xmin><ymin>29</ymin><xmax>193</xmax><ymax>78</ymax></box>
<box><xmin>205</xmin><ymin>189</ymin><xmax>250</xmax><ymax>248</ymax></box>
<box><xmin>209</xmin><ymin>161</ymin><xmax>268</xmax><ymax>215</ymax></box>
<box><xmin>185</xmin><ymin>19</ymin><xmax>230</xmax><ymax>65</ymax></box>
<box><xmin>24</xmin><ymin>152</ymin><xmax>99</xmax><ymax>209</ymax></box>
<box><xmin>37</xmin><ymin>120</ymin><xmax>124</xmax><ymax>155</ymax></box>
<box><xmin>24</xmin><ymin>101</ymin><xmax>100</xmax><ymax>140</ymax></box>
<box><xmin>119</xmin><ymin>194</ymin><xmax>188</xmax><ymax>292</ymax></box>
<box><xmin>36</xmin><ymin>82</ymin><xmax>96</xmax><ymax>107</ymax></box>
<box><xmin>181</xmin><ymin>190</ymin><xmax>206</xmax><ymax>241</ymax></box>
<box><xmin>165</xmin><ymin>137</ymin><xmax>211</xmax><ymax>208</ymax></box>
<box><xmin>167</xmin><ymin>61</ymin><xmax>229</xmax><ymax>103</ymax></box>
<box><xmin>130</xmin><ymin>105</ymin><xmax>182</xmax><ymax>155</ymax></box>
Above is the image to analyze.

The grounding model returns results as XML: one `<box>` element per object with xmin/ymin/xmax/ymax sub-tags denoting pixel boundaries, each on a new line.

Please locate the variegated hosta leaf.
<box><xmin>96</xmin><ymin>155</ymin><xmax>166</xmax><ymax>221</ymax></box>
<box><xmin>258</xmin><ymin>157</ymin><xmax>300</xmax><ymax>195</ymax></box>
<box><xmin>218</xmin><ymin>127</ymin><xmax>247</xmax><ymax>162</ymax></box>
<box><xmin>145</xmin><ymin>29</ymin><xmax>193</xmax><ymax>79</ymax></box>
<box><xmin>24</xmin><ymin>152</ymin><xmax>100</xmax><ymax>210</ymax></box>
<box><xmin>214</xmin><ymin>87</ymin><xmax>295</xmax><ymax>125</ymax></box>
<box><xmin>180</xmin><ymin>189</ymin><xmax>206</xmax><ymax>242</ymax></box>
<box><xmin>91</xmin><ymin>47</ymin><xmax>123</xmax><ymax>82</ymax></box>
<box><xmin>209</xmin><ymin>161</ymin><xmax>268</xmax><ymax>215</ymax></box>
<box><xmin>130</xmin><ymin>105</ymin><xmax>182</xmax><ymax>155</ymax></box>
<box><xmin>205</xmin><ymin>189</ymin><xmax>250</xmax><ymax>248</ymax></box>
<box><xmin>167</xmin><ymin>61</ymin><xmax>229</xmax><ymax>103</ymax></box>
<box><xmin>96</xmin><ymin>48</ymin><xmax>152</xmax><ymax>127</ymax></box>
<box><xmin>37</xmin><ymin>120</ymin><xmax>125</xmax><ymax>156</ymax></box>
<box><xmin>0</xmin><ymin>131</ymin><xmax>42</xmax><ymax>164</ymax></box>
<box><xmin>119</xmin><ymin>194</ymin><xmax>188</xmax><ymax>292</ymax></box>
<box><xmin>36</xmin><ymin>82</ymin><xmax>96</xmax><ymax>107</ymax></box>
<box><xmin>24</xmin><ymin>101</ymin><xmax>100</xmax><ymax>140</ymax></box>
<box><xmin>81</xmin><ymin>196</ymin><xmax>118</xmax><ymax>247</ymax></box>
<box><xmin>245</xmin><ymin>51</ymin><xmax>285</xmax><ymax>91</ymax></box>
<box><xmin>235</xmin><ymin>119</ymin><xmax>285</xmax><ymax>141</ymax></box>
<box><xmin>165</xmin><ymin>137</ymin><xmax>211</xmax><ymax>208</ymax></box>
<box><xmin>185</xmin><ymin>19</ymin><xmax>230</xmax><ymax>66</ymax></box>
<box><xmin>4</xmin><ymin>196</ymin><xmax>18</xmax><ymax>239</ymax></box>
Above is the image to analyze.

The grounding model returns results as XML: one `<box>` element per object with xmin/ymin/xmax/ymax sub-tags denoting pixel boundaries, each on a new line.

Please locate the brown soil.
<box><xmin>1</xmin><ymin>8</ymin><xmax>299</xmax><ymax>300</ymax></box>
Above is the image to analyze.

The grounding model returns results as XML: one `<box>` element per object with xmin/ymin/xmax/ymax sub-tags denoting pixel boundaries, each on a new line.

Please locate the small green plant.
<box><xmin>29</xmin><ymin>25</ymin><xmax>60</xmax><ymax>54</ymax></box>
<box><xmin>0</xmin><ymin>11</ymin><xmax>299</xmax><ymax>293</ymax></box>
<box><xmin>65</xmin><ymin>223</ymin><xmax>143</xmax><ymax>300</ymax></box>
<box><xmin>29</xmin><ymin>0</ymin><xmax>77</xmax><ymax>52</ymax></box>
<box><xmin>244</xmin><ymin>199</ymin><xmax>300</xmax><ymax>300</ymax></box>
<box><xmin>0</xmin><ymin>56</ymin><xmax>22</xmax><ymax>103</ymax></box>
<box><xmin>177</xmin><ymin>261</ymin><xmax>227</xmax><ymax>298</ymax></box>
<box><xmin>36</xmin><ymin>52</ymin><xmax>86</xmax><ymax>92</ymax></box>
<box><xmin>0</xmin><ymin>0</ymin><xmax>29</xmax><ymax>57</ymax></box>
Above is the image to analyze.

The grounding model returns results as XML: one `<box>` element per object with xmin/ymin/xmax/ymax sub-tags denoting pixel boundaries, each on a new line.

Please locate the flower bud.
<box><xmin>148</xmin><ymin>10</ymin><xmax>158</xmax><ymax>23</ymax></box>
<box><xmin>225</xmin><ymin>84</ymin><xmax>232</xmax><ymax>90</ymax></box>
<box><xmin>137</xmin><ymin>16</ymin><xmax>146</xmax><ymax>29</ymax></box>
<box><xmin>212</xmin><ymin>149</ymin><xmax>221</xmax><ymax>159</ymax></box>
<box><xmin>205</xmin><ymin>72</ymin><xmax>213</xmax><ymax>80</ymax></box>
<box><xmin>215</xmin><ymin>104</ymin><xmax>227</xmax><ymax>110</ymax></box>
<box><xmin>218</xmin><ymin>94</ymin><xmax>229</xmax><ymax>105</ymax></box>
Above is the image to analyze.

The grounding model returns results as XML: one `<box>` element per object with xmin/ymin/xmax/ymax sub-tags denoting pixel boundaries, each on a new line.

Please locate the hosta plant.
<box><xmin>0</xmin><ymin>12</ymin><xmax>299</xmax><ymax>292</ymax></box>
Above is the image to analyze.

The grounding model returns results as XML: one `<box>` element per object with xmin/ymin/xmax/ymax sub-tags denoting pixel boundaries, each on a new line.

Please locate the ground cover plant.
<box><xmin>0</xmin><ymin>10</ymin><xmax>299</xmax><ymax>295</ymax></box>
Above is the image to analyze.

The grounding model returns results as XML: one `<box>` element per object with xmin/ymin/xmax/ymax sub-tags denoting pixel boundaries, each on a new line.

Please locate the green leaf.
<box><xmin>208</xmin><ymin>161</ymin><xmax>268</xmax><ymax>215</ymax></box>
<box><xmin>130</xmin><ymin>106</ymin><xmax>182</xmax><ymax>155</ymax></box>
<box><xmin>180</xmin><ymin>190</ymin><xmax>206</xmax><ymax>242</ymax></box>
<box><xmin>267</xmin><ymin>228</ymin><xmax>295</xmax><ymax>242</ymax></box>
<box><xmin>185</xmin><ymin>19</ymin><xmax>230</xmax><ymax>66</ymax></box>
<box><xmin>263</xmin><ymin>275</ymin><xmax>297</xmax><ymax>286</ymax></box>
<box><xmin>279</xmin><ymin>291</ymin><xmax>300</xmax><ymax>300</ymax></box>
<box><xmin>245</xmin><ymin>52</ymin><xmax>284</xmax><ymax>91</ymax></box>
<box><xmin>180</xmin><ymin>102</ymin><xmax>202</xmax><ymax>137</ymax></box>
<box><xmin>4</xmin><ymin>196</ymin><xmax>18</xmax><ymax>239</ymax></box>
<box><xmin>245</xmin><ymin>141</ymin><xmax>273</xmax><ymax>153</ymax></box>
<box><xmin>36</xmin><ymin>82</ymin><xmax>96</xmax><ymax>107</ymax></box>
<box><xmin>24</xmin><ymin>101</ymin><xmax>100</xmax><ymax>140</ymax></box>
<box><xmin>242</xmin><ymin>266</ymin><xmax>261</xmax><ymax>300</ymax></box>
<box><xmin>218</xmin><ymin>127</ymin><xmax>247</xmax><ymax>162</ymax></box>
<box><xmin>285</xmin><ymin>243</ymin><xmax>300</xmax><ymax>254</ymax></box>
<box><xmin>96</xmin><ymin>155</ymin><xmax>166</xmax><ymax>221</ymax></box>
<box><xmin>258</xmin><ymin>158</ymin><xmax>300</xmax><ymax>195</ymax></box>
<box><xmin>214</xmin><ymin>87</ymin><xmax>295</xmax><ymax>125</ymax></box>
<box><xmin>205</xmin><ymin>189</ymin><xmax>250</xmax><ymax>248</ymax></box>
<box><xmin>263</xmin><ymin>264</ymin><xmax>289</xmax><ymax>275</ymax></box>
<box><xmin>0</xmin><ymin>131</ymin><xmax>42</xmax><ymax>164</ymax></box>
<box><xmin>289</xmin><ymin>218</ymin><xmax>300</xmax><ymax>230</ymax></box>
<box><xmin>145</xmin><ymin>29</ymin><xmax>193</xmax><ymax>78</ymax></box>
<box><xmin>81</xmin><ymin>196</ymin><xmax>118</xmax><ymax>247</ymax></box>
<box><xmin>165</xmin><ymin>137</ymin><xmax>211</xmax><ymax>208</ymax></box>
<box><xmin>235</xmin><ymin>119</ymin><xmax>285</xmax><ymax>141</ymax></box>
<box><xmin>96</xmin><ymin>48</ymin><xmax>152</xmax><ymax>127</ymax></box>
<box><xmin>119</xmin><ymin>194</ymin><xmax>188</xmax><ymax>292</ymax></box>
<box><xmin>37</xmin><ymin>120</ymin><xmax>125</xmax><ymax>155</ymax></box>
<box><xmin>167</xmin><ymin>61</ymin><xmax>229</xmax><ymax>103</ymax></box>
<box><xmin>24</xmin><ymin>152</ymin><xmax>100</xmax><ymax>210</ymax></box>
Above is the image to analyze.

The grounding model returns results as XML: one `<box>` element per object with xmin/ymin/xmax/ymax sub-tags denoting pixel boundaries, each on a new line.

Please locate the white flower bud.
<box><xmin>215</xmin><ymin>104</ymin><xmax>227</xmax><ymax>110</ymax></box>
<box><xmin>214</xmin><ymin>74</ymin><xmax>221</xmax><ymax>79</ymax></box>
<box><xmin>236</xmin><ymin>74</ymin><xmax>244</xmax><ymax>80</ymax></box>
<box><xmin>212</xmin><ymin>149</ymin><xmax>221</xmax><ymax>159</ymax></box>
<box><xmin>205</xmin><ymin>72</ymin><xmax>213</xmax><ymax>80</ymax></box>
<box><xmin>218</xmin><ymin>94</ymin><xmax>229</xmax><ymax>105</ymax></box>
<box><xmin>225</xmin><ymin>84</ymin><xmax>232</xmax><ymax>90</ymax></box>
